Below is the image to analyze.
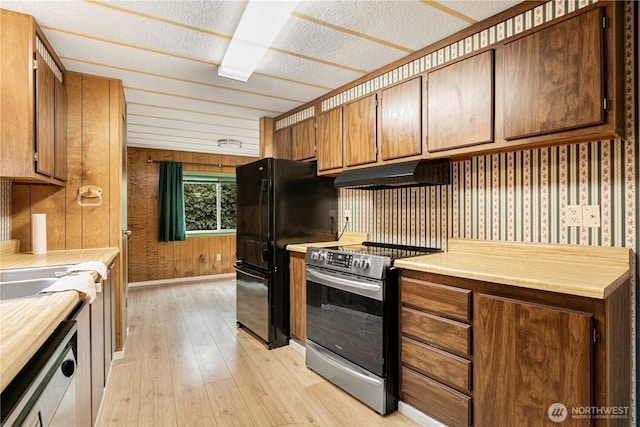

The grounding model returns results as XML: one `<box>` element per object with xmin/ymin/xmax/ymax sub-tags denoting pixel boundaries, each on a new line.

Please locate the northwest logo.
<box><xmin>548</xmin><ymin>403</ymin><xmax>568</xmax><ymax>423</ymax></box>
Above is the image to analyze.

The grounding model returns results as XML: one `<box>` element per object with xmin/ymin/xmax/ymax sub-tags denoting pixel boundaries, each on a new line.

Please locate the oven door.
<box><xmin>305</xmin><ymin>265</ymin><xmax>384</xmax><ymax>376</ymax></box>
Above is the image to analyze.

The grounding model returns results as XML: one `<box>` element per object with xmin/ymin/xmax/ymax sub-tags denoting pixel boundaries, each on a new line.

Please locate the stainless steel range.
<box><xmin>305</xmin><ymin>242</ymin><xmax>440</xmax><ymax>414</ymax></box>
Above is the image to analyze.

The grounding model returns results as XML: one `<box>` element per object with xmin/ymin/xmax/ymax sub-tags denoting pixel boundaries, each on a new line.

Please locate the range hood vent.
<box><xmin>334</xmin><ymin>159</ymin><xmax>450</xmax><ymax>189</ymax></box>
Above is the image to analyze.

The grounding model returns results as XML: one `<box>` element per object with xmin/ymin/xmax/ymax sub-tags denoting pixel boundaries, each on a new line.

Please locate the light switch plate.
<box><xmin>564</xmin><ymin>205</ymin><xmax>581</xmax><ymax>227</ymax></box>
<box><xmin>582</xmin><ymin>205</ymin><xmax>601</xmax><ymax>227</ymax></box>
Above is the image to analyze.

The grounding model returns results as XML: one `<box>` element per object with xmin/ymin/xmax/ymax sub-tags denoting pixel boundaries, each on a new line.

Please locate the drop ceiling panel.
<box><xmin>441</xmin><ymin>1</ymin><xmax>523</xmax><ymax>21</ymax></box>
<box><xmin>294</xmin><ymin>0</ymin><xmax>470</xmax><ymax>51</ymax></box>
<box><xmin>126</xmin><ymin>104</ymin><xmax>259</xmax><ymax>131</ymax></box>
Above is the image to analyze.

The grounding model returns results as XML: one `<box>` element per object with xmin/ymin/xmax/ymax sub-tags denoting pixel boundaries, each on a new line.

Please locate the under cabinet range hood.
<box><xmin>334</xmin><ymin>159</ymin><xmax>450</xmax><ymax>189</ymax></box>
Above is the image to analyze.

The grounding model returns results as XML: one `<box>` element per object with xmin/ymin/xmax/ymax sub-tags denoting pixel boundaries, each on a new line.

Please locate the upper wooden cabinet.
<box><xmin>426</xmin><ymin>50</ymin><xmax>494</xmax><ymax>152</ymax></box>
<box><xmin>380</xmin><ymin>77</ymin><xmax>422</xmax><ymax>160</ymax></box>
<box><xmin>344</xmin><ymin>94</ymin><xmax>377</xmax><ymax>167</ymax></box>
<box><xmin>272</xmin><ymin>127</ymin><xmax>292</xmax><ymax>160</ymax></box>
<box><xmin>54</xmin><ymin>79</ymin><xmax>68</xmax><ymax>181</ymax></box>
<box><xmin>316</xmin><ymin>108</ymin><xmax>343</xmax><ymax>172</ymax></box>
<box><xmin>291</xmin><ymin>118</ymin><xmax>315</xmax><ymax>161</ymax></box>
<box><xmin>503</xmin><ymin>7</ymin><xmax>604</xmax><ymax>140</ymax></box>
<box><xmin>0</xmin><ymin>9</ymin><xmax>68</xmax><ymax>184</ymax></box>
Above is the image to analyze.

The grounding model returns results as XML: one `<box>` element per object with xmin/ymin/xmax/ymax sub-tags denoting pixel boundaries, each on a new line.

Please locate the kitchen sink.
<box><xmin>0</xmin><ymin>278</ymin><xmax>59</xmax><ymax>300</ymax></box>
<box><xmin>0</xmin><ymin>265</ymin><xmax>71</xmax><ymax>300</ymax></box>
<box><xmin>0</xmin><ymin>265</ymin><xmax>70</xmax><ymax>282</ymax></box>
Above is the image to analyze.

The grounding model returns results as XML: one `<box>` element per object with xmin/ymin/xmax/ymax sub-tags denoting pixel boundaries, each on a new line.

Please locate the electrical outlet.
<box><xmin>344</xmin><ymin>209</ymin><xmax>352</xmax><ymax>222</ymax></box>
<box><xmin>564</xmin><ymin>205</ymin><xmax>581</xmax><ymax>226</ymax></box>
<box><xmin>582</xmin><ymin>205</ymin><xmax>601</xmax><ymax>227</ymax></box>
<box><xmin>216</xmin><ymin>253</ymin><xmax>222</xmax><ymax>261</ymax></box>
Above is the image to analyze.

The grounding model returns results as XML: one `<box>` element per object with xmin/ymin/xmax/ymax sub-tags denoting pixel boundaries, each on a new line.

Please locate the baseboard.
<box><xmin>398</xmin><ymin>401</ymin><xmax>447</xmax><ymax>427</ymax></box>
<box><xmin>289</xmin><ymin>339</ymin><xmax>306</xmax><ymax>355</ymax></box>
<box><xmin>128</xmin><ymin>273</ymin><xmax>235</xmax><ymax>287</ymax></box>
<box><xmin>113</xmin><ymin>349</ymin><xmax>125</xmax><ymax>360</ymax></box>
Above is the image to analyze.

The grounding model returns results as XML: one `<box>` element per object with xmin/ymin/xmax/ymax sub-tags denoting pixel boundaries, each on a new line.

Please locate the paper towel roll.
<box><xmin>32</xmin><ymin>214</ymin><xmax>47</xmax><ymax>255</ymax></box>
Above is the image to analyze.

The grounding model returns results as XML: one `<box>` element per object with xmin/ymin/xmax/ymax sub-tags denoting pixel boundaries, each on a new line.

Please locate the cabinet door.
<box><xmin>381</xmin><ymin>77</ymin><xmax>421</xmax><ymax>160</ymax></box>
<box><xmin>474</xmin><ymin>294</ymin><xmax>593</xmax><ymax>427</ymax></box>
<box><xmin>503</xmin><ymin>8</ymin><xmax>603</xmax><ymax>139</ymax></box>
<box><xmin>90</xmin><ymin>289</ymin><xmax>105</xmax><ymax>425</ymax></box>
<box><xmin>54</xmin><ymin>78</ymin><xmax>68</xmax><ymax>181</ymax></box>
<box><xmin>344</xmin><ymin>94</ymin><xmax>377</xmax><ymax>167</ymax></box>
<box><xmin>35</xmin><ymin>50</ymin><xmax>55</xmax><ymax>177</ymax></box>
<box><xmin>289</xmin><ymin>253</ymin><xmax>306</xmax><ymax>341</ymax></box>
<box><xmin>75</xmin><ymin>303</ymin><xmax>92</xmax><ymax>427</ymax></box>
<box><xmin>273</xmin><ymin>127</ymin><xmax>292</xmax><ymax>160</ymax></box>
<box><xmin>427</xmin><ymin>50</ymin><xmax>494</xmax><ymax>152</ymax></box>
<box><xmin>291</xmin><ymin>119</ymin><xmax>315</xmax><ymax>161</ymax></box>
<box><xmin>316</xmin><ymin>108</ymin><xmax>343</xmax><ymax>171</ymax></box>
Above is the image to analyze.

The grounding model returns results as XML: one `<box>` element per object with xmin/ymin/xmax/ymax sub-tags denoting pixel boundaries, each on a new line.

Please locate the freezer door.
<box><xmin>235</xmin><ymin>265</ymin><xmax>272</xmax><ymax>344</ymax></box>
<box><xmin>236</xmin><ymin>158</ymin><xmax>272</xmax><ymax>269</ymax></box>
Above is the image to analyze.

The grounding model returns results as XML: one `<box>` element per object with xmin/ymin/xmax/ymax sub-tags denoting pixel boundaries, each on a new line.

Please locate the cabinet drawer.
<box><xmin>402</xmin><ymin>307</ymin><xmax>471</xmax><ymax>356</ymax></box>
<box><xmin>402</xmin><ymin>336</ymin><xmax>471</xmax><ymax>394</ymax></box>
<box><xmin>401</xmin><ymin>367</ymin><xmax>471</xmax><ymax>427</ymax></box>
<box><xmin>401</xmin><ymin>276</ymin><xmax>471</xmax><ymax>321</ymax></box>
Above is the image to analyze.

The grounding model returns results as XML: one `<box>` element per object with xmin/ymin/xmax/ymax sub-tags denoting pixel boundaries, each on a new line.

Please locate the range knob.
<box><xmin>353</xmin><ymin>259</ymin><xmax>361</xmax><ymax>268</ymax></box>
<box><xmin>317</xmin><ymin>251</ymin><xmax>327</xmax><ymax>262</ymax></box>
<box><xmin>310</xmin><ymin>252</ymin><xmax>319</xmax><ymax>260</ymax></box>
<box><xmin>360</xmin><ymin>260</ymin><xmax>370</xmax><ymax>269</ymax></box>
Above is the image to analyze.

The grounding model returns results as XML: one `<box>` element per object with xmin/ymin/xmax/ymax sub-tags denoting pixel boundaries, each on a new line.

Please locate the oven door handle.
<box><xmin>306</xmin><ymin>267</ymin><xmax>382</xmax><ymax>296</ymax></box>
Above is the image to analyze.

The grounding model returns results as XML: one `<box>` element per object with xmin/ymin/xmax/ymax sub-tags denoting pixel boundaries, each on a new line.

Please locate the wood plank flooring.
<box><xmin>98</xmin><ymin>279</ymin><xmax>417</xmax><ymax>427</ymax></box>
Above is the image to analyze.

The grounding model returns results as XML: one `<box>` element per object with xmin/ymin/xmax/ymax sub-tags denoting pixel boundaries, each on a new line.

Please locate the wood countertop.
<box><xmin>394</xmin><ymin>239</ymin><xmax>632</xmax><ymax>299</ymax></box>
<box><xmin>287</xmin><ymin>232</ymin><xmax>368</xmax><ymax>253</ymax></box>
<box><xmin>0</xmin><ymin>245</ymin><xmax>120</xmax><ymax>392</ymax></box>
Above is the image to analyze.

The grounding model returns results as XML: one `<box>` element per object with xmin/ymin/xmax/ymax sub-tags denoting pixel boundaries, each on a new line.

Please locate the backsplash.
<box><xmin>340</xmin><ymin>138</ymin><xmax>635</xmax><ymax>251</ymax></box>
<box><xmin>0</xmin><ymin>180</ymin><xmax>10</xmax><ymax>241</ymax></box>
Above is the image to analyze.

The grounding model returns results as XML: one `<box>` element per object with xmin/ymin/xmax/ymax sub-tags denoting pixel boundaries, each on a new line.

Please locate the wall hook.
<box><xmin>77</xmin><ymin>185</ymin><xmax>103</xmax><ymax>206</ymax></box>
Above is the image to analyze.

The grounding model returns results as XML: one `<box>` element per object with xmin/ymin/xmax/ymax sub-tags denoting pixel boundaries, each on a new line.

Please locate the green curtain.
<box><xmin>158</xmin><ymin>161</ymin><xmax>186</xmax><ymax>241</ymax></box>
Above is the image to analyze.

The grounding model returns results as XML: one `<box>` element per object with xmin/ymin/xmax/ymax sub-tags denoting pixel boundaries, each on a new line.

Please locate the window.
<box><xmin>183</xmin><ymin>172</ymin><xmax>236</xmax><ymax>235</ymax></box>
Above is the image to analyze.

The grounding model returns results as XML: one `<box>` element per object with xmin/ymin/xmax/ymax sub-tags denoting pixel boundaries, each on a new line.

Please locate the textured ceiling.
<box><xmin>1</xmin><ymin>0</ymin><xmax>521</xmax><ymax>158</ymax></box>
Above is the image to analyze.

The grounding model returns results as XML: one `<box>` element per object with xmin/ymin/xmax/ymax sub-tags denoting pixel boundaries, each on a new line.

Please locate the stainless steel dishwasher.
<box><xmin>1</xmin><ymin>319</ymin><xmax>78</xmax><ymax>426</ymax></box>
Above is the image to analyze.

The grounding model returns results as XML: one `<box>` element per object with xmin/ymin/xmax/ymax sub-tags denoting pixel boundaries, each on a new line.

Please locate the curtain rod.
<box><xmin>147</xmin><ymin>157</ymin><xmax>238</xmax><ymax>168</ymax></box>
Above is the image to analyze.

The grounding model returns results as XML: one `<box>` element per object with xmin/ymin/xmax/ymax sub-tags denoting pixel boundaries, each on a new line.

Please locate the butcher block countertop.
<box><xmin>0</xmin><ymin>242</ymin><xmax>119</xmax><ymax>392</ymax></box>
<box><xmin>394</xmin><ymin>238</ymin><xmax>632</xmax><ymax>299</ymax></box>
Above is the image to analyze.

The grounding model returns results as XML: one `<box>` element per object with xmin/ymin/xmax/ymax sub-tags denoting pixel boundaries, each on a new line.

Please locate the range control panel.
<box><xmin>305</xmin><ymin>248</ymin><xmax>388</xmax><ymax>279</ymax></box>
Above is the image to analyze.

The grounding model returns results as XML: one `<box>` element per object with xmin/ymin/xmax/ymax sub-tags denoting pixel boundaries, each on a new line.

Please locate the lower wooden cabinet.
<box><xmin>289</xmin><ymin>252</ymin><xmax>306</xmax><ymax>342</ymax></box>
<box><xmin>474</xmin><ymin>294</ymin><xmax>593</xmax><ymax>427</ymax></box>
<box><xmin>399</xmin><ymin>270</ymin><xmax>630</xmax><ymax>427</ymax></box>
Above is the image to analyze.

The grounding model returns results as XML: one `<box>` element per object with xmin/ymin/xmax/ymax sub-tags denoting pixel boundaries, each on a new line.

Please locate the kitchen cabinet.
<box><xmin>90</xmin><ymin>280</ymin><xmax>105</xmax><ymax>425</ymax></box>
<box><xmin>273</xmin><ymin>127</ymin><xmax>292</xmax><ymax>160</ymax></box>
<box><xmin>344</xmin><ymin>94</ymin><xmax>377</xmax><ymax>167</ymax></box>
<box><xmin>0</xmin><ymin>9</ymin><xmax>68</xmax><ymax>185</ymax></box>
<box><xmin>316</xmin><ymin>108</ymin><xmax>343</xmax><ymax>172</ymax></box>
<box><xmin>90</xmin><ymin>262</ymin><xmax>116</xmax><ymax>425</ymax></box>
<box><xmin>75</xmin><ymin>302</ymin><xmax>92</xmax><ymax>427</ymax></box>
<box><xmin>474</xmin><ymin>294</ymin><xmax>592</xmax><ymax>426</ymax></box>
<box><xmin>399</xmin><ymin>269</ymin><xmax>630</xmax><ymax>427</ymax></box>
<box><xmin>426</xmin><ymin>50</ymin><xmax>494</xmax><ymax>153</ymax></box>
<box><xmin>291</xmin><ymin>119</ymin><xmax>315</xmax><ymax>161</ymax></box>
<box><xmin>380</xmin><ymin>77</ymin><xmax>422</xmax><ymax>160</ymax></box>
<box><xmin>400</xmin><ymin>276</ymin><xmax>472</xmax><ymax>427</ymax></box>
<box><xmin>289</xmin><ymin>252</ymin><xmax>306</xmax><ymax>342</ymax></box>
<box><xmin>503</xmin><ymin>7</ymin><xmax>604</xmax><ymax>140</ymax></box>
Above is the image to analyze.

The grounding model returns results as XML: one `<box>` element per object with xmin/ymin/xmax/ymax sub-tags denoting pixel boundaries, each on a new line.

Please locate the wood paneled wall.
<box><xmin>126</xmin><ymin>147</ymin><xmax>256</xmax><ymax>283</ymax></box>
<box><xmin>11</xmin><ymin>72</ymin><xmax>123</xmax><ymax>253</ymax></box>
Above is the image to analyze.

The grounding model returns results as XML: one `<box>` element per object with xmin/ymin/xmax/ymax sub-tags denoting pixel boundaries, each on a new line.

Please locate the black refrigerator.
<box><xmin>235</xmin><ymin>158</ymin><xmax>338</xmax><ymax>348</ymax></box>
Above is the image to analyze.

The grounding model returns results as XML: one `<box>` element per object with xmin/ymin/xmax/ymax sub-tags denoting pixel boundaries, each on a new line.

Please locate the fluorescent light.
<box><xmin>218</xmin><ymin>0</ymin><xmax>298</xmax><ymax>82</ymax></box>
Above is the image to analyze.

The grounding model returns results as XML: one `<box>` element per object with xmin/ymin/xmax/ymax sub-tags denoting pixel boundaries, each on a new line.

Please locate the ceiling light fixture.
<box><xmin>218</xmin><ymin>0</ymin><xmax>299</xmax><ymax>82</ymax></box>
<box><xmin>217</xmin><ymin>138</ymin><xmax>243</xmax><ymax>148</ymax></box>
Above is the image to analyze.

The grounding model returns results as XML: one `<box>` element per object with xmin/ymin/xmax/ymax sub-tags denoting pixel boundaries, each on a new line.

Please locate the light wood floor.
<box><xmin>98</xmin><ymin>278</ymin><xmax>417</xmax><ymax>427</ymax></box>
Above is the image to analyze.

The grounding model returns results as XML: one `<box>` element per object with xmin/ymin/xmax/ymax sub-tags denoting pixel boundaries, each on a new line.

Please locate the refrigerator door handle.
<box><xmin>258</xmin><ymin>178</ymin><xmax>270</xmax><ymax>262</ymax></box>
